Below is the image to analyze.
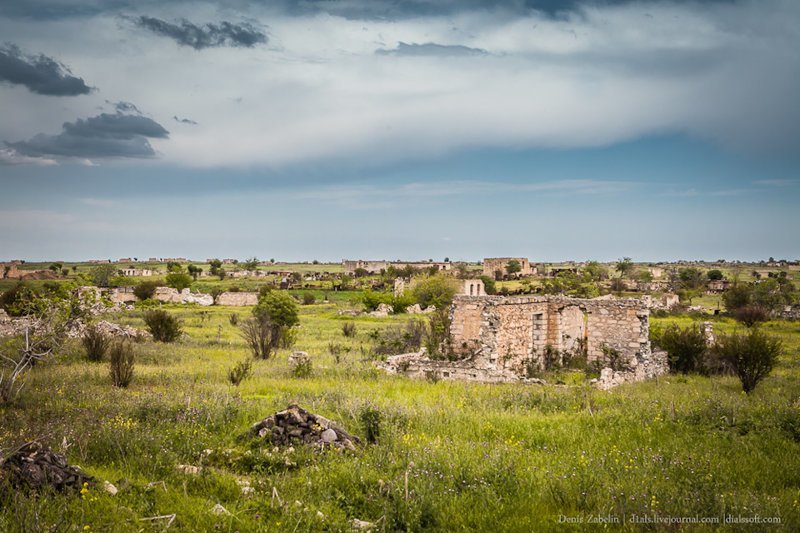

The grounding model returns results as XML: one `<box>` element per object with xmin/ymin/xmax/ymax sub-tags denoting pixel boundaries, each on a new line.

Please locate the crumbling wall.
<box><xmin>216</xmin><ymin>291</ymin><xmax>259</xmax><ymax>306</ymax></box>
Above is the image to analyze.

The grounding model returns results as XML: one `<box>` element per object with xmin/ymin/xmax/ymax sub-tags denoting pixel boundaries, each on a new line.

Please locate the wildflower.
<box><xmin>80</xmin><ymin>482</ymin><xmax>90</xmax><ymax>499</ymax></box>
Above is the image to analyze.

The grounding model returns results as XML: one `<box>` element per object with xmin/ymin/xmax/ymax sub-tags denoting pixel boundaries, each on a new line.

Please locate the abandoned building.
<box><xmin>343</xmin><ymin>260</ymin><xmax>453</xmax><ymax>275</ymax></box>
<box><xmin>482</xmin><ymin>257</ymin><xmax>536</xmax><ymax>278</ymax></box>
<box><xmin>460</xmin><ymin>278</ymin><xmax>485</xmax><ymax>296</ymax></box>
<box><xmin>383</xmin><ymin>295</ymin><xmax>667</xmax><ymax>389</ymax></box>
<box><xmin>120</xmin><ymin>268</ymin><xmax>154</xmax><ymax>277</ymax></box>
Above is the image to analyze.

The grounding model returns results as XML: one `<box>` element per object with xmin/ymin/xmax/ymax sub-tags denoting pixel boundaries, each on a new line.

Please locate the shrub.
<box><xmin>410</xmin><ymin>275</ymin><xmax>460</xmax><ymax>309</ymax></box>
<box><xmin>253</xmin><ymin>291</ymin><xmax>299</xmax><ymax>349</ymax></box>
<box><xmin>359</xmin><ymin>404</ymin><xmax>382</xmax><ymax>444</ymax></box>
<box><xmin>362</xmin><ymin>290</ymin><xmax>392</xmax><ymax>312</ymax></box>
<box><xmin>133</xmin><ymin>281</ymin><xmax>159</xmax><ymax>301</ymax></box>
<box><xmin>109</xmin><ymin>340</ymin><xmax>135</xmax><ymax>388</ymax></box>
<box><xmin>342</xmin><ymin>322</ymin><xmax>357</xmax><ymax>338</ymax></box>
<box><xmin>229</xmin><ymin>313</ymin><xmax>239</xmax><ymax>326</ymax></box>
<box><xmin>374</xmin><ymin>320</ymin><xmax>426</xmax><ymax>356</ymax></box>
<box><xmin>0</xmin><ymin>283</ymin><xmax>36</xmax><ymax>317</ymax></box>
<box><xmin>89</xmin><ymin>264</ymin><xmax>117</xmax><ymax>287</ymax></box>
<box><xmin>479</xmin><ymin>275</ymin><xmax>497</xmax><ymax>295</ymax></box>
<box><xmin>733</xmin><ymin>305</ymin><xmax>768</xmax><ymax>327</ymax></box>
<box><xmin>291</xmin><ymin>357</ymin><xmax>313</xmax><ymax>378</ymax></box>
<box><xmin>240</xmin><ymin>316</ymin><xmax>275</xmax><ymax>359</ymax></box>
<box><xmin>143</xmin><ymin>310</ymin><xmax>183</xmax><ymax>343</ymax></box>
<box><xmin>302</xmin><ymin>293</ymin><xmax>316</xmax><ymax>305</ymax></box>
<box><xmin>651</xmin><ymin>323</ymin><xmax>707</xmax><ymax>374</ymax></box>
<box><xmin>328</xmin><ymin>342</ymin><xmax>346</xmax><ymax>363</ymax></box>
<box><xmin>713</xmin><ymin>328</ymin><xmax>783</xmax><ymax>394</ymax></box>
<box><xmin>227</xmin><ymin>358</ymin><xmax>253</xmax><ymax>386</ymax></box>
<box><xmin>425</xmin><ymin>308</ymin><xmax>451</xmax><ymax>359</ymax></box>
<box><xmin>82</xmin><ymin>324</ymin><xmax>111</xmax><ymax>362</ymax></box>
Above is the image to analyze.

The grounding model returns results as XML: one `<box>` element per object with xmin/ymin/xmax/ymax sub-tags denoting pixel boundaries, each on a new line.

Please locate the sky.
<box><xmin>0</xmin><ymin>0</ymin><xmax>798</xmax><ymax>263</ymax></box>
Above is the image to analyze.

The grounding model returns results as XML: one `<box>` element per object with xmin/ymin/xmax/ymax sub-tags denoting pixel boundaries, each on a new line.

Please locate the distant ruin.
<box><xmin>383</xmin><ymin>295</ymin><xmax>667</xmax><ymax>389</ymax></box>
<box><xmin>482</xmin><ymin>257</ymin><xmax>537</xmax><ymax>278</ymax></box>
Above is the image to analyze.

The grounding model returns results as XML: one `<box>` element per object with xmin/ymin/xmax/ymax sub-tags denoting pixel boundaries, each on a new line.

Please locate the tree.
<box><xmin>506</xmin><ymin>259</ymin><xmax>522</xmax><ymax>275</ymax></box>
<box><xmin>707</xmin><ymin>269</ymin><xmax>724</xmax><ymax>281</ymax></box>
<box><xmin>166</xmin><ymin>261</ymin><xmax>183</xmax><ymax>273</ymax></box>
<box><xmin>89</xmin><ymin>264</ymin><xmax>117</xmax><ymax>287</ymax></box>
<box><xmin>354</xmin><ymin>267</ymin><xmax>369</xmax><ymax>278</ymax></box>
<box><xmin>242</xmin><ymin>257</ymin><xmax>259</xmax><ymax>271</ymax></box>
<box><xmin>678</xmin><ymin>267</ymin><xmax>705</xmax><ymax>290</ymax></box>
<box><xmin>187</xmin><ymin>264</ymin><xmax>203</xmax><ymax>280</ymax></box>
<box><xmin>165</xmin><ymin>272</ymin><xmax>193</xmax><ymax>292</ymax></box>
<box><xmin>410</xmin><ymin>275</ymin><xmax>460</xmax><ymax>309</ymax></box>
<box><xmin>713</xmin><ymin>328</ymin><xmax>782</xmax><ymax>393</ymax></box>
<box><xmin>239</xmin><ymin>315</ymin><xmax>275</xmax><ymax>359</ymax></box>
<box><xmin>584</xmin><ymin>261</ymin><xmax>609</xmax><ymax>281</ymax></box>
<box><xmin>48</xmin><ymin>262</ymin><xmax>62</xmax><ymax>273</ymax></box>
<box><xmin>615</xmin><ymin>257</ymin><xmax>634</xmax><ymax>278</ymax></box>
<box><xmin>253</xmin><ymin>291</ymin><xmax>299</xmax><ymax>349</ymax></box>
<box><xmin>635</xmin><ymin>269</ymin><xmax>654</xmax><ymax>283</ymax></box>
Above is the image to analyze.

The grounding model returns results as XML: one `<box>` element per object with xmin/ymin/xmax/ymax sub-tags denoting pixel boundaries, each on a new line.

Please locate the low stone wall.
<box><xmin>216</xmin><ymin>291</ymin><xmax>259</xmax><ymax>306</ymax></box>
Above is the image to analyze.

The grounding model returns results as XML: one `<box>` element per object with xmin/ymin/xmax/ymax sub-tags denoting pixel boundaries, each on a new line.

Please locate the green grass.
<box><xmin>1</xmin><ymin>303</ymin><xmax>800</xmax><ymax>531</ymax></box>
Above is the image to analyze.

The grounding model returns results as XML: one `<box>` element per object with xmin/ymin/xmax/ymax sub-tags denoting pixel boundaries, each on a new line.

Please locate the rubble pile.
<box><xmin>250</xmin><ymin>404</ymin><xmax>359</xmax><ymax>451</ymax></box>
<box><xmin>0</xmin><ymin>442</ymin><xmax>93</xmax><ymax>492</ymax></box>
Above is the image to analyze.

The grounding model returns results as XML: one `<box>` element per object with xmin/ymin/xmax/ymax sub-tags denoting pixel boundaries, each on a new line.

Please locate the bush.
<box><xmin>362</xmin><ymin>290</ymin><xmax>392</xmax><ymax>312</ymax></box>
<box><xmin>359</xmin><ymin>404</ymin><xmax>382</xmax><ymax>444</ymax></box>
<box><xmin>133</xmin><ymin>281</ymin><xmax>160</xmax><ymax>301</ymax></box>
<box><xmin>229</xmin><ymin>313</ymin><xmax>239</xmax><ymax>326</ymax></box>
<box><xmin>410</xmin><ymin>275</ymin><xmax>460</xmax><ymax>309</ymax></box>
<box><xmin>227</xmin><ymin>358</ymin><xmax>253</xmax><ymax>386</ymax></box>
<box><xmin>302</xmin><ymin>293</ymin><xmax>316</xmax><ymax>305</ymax></box>
<box><xmin>342</xmin><ymin>322</ymin><xmax>357</xmax><ymax>338</ymax></box>
<box><xmin>374</xmin><ymin>320</ymin><xmax>426</xmax><ymax>356</ymax></box>
<box><xmin>109</xmin><ymin>340</ymin><xmax>135</xmax><ymax>388</ymax></box>
<box><xmin>143</xmin><ymin>310</ymin><xmax>183</xmax><ymax>343</ymax></box>
<box><xmin>253</xmin><ymin>291</ymin><xmax>299</xmax><ymax>349</ymax></box>
<box><xmin>82</xmin><ymin>324</ymin><xmax>111</xmax><ymax>362</ymax></box>
<box><xmin>425</xmin><ymin>308</ymin><xmax>451</xmax><ymax>359</ymax></box>
<box><xmin>651</xmin><ymin>323</ymin><xmax>708</xmax><ymax>374</ymax></box>
<box><xmin>240</xmin><ymin>316</ymin><xmax>275</xmax><ymax>359</ymax></box>
<box><xmin>713</xmin><ymin>328</ymin><xmax>783</xmax><ymax>394</ymax></box>
<box><xmin>479</xmin><ymin>275</ymin><xmax>497</xmax><ymax>295</ymax></box>
<box><xmin>0</xmin><ymin>283</ymin><xmax>35</xmax><ymax>317</ymax></box>
<box><xmin>733</xmin><ymin>305</ymin><xmax>768</xmax><ymax>327</ymax></box>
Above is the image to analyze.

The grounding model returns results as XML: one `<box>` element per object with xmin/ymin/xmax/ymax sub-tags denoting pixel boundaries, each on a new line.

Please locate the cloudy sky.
<box><xmin>1</xmin><ymin>0</ymin><xmax>798</xmax><ymax>263</ymax></box>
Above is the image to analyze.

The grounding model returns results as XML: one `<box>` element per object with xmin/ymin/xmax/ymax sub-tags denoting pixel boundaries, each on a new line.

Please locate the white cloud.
<box><xmin>0</xmin><ymin>0</ymin><xmax>798</xmax><ymax>168</ymax></box>
<box><xmin>0</xmin><ymin>147</ymin><xmax>57</xmax><ymax>166</ymax></box>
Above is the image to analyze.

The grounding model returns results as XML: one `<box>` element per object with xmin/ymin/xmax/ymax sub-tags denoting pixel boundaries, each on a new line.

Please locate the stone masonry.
<box><xmin>383</xmin><ymin>295</ymin><xmax>667</xmax><ymax>389</ymax></box>
<box><xmin>482</xmin><ymin>257</ymin><xmax>536</xmax><ymax>278</ymax></box>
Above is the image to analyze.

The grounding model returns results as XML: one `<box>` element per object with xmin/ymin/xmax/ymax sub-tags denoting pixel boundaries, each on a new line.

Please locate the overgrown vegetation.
<box><xmin>81</xmin><ymin>324</ymin><xmax>111</xmax><ymax>362</ymax></box>
<box><xmin>227</xmin><ymin>358</ymin><xmax>253</xmax><ymax>386</ymax></box>
<box><xmin>713</xmin><ymin>327</ymin><xmax>783</xmax><ymax>393</ymax></box>
<box><xmin>109</xmin><ymin>340</ymin><xmax>135</xmax><ymax>388</ymax></box>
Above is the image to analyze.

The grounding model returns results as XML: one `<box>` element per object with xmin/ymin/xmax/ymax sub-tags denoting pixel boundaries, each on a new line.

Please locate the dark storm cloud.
<box><xmin>8</xmin><ymin>110</ymin><xmax>169</xmax><ymax>159</ymax></box>
<box><xmin>0</xmin><ymin>44</ymin><xmax>92</xmax><ymax>96</ymax></box>
<box><xmin>376</xmin><ymin>42</ymin><xmax>488</xmax><ymax>57</ymax></box>
<box><xmin>133</xmin><ymin>16</ymin><xmax>267</xmax><ymax>49</ymax></box>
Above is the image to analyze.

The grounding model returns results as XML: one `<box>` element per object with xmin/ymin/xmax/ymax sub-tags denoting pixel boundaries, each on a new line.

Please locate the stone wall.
<box><xmin>216</xmin><ymin>291</ymin><xmax>259</xmax><ymax>306</ymax></box>
<box><xmin>482</xmin><ymin>257</ymin><xmax>534</xmax><ymax>278</ymax></box>
<box><xmin>385</xmin><ymin>295</ymin><xmax>666</xmax><ymax>389</ymax></box>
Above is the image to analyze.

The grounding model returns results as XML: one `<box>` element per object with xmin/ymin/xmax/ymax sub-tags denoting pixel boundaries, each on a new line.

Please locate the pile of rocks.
<box><xmin>0</xmin><ymin>442</ymin><xmax>93</xmax><ymax>492</ymax></box>
<box><xmin>250</xmin><ymin>404</ymin><xmax>359</xmax><ymax>451</ymax></box>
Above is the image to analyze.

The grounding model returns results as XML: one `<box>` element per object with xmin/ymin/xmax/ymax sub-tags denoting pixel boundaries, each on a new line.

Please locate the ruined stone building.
<box><xmin>383</xmin><ymin>295</ymin><xmax>667</xmax><ymax>388</ymax></box>
<box><xmin>482</xmin><ymin>257</ymin><xmax>536</xmax><ymax>278</ymax></box>
<box><xmin>459</xmin><ymin>279</ymin><xmax>485</xmax><ymax>296</ymax></box>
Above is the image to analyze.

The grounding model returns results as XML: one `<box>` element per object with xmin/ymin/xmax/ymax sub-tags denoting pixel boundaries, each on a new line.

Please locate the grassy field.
<box><xmin>1</xmin><ymin>299</ymin><xmax>800</xmax><ymax>531</ymax></box>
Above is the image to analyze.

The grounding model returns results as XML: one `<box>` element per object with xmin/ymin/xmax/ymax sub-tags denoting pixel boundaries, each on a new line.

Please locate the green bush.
<box><xmin>109</xmin><ymin>340</ymin><xmax>135</xmax><ymax>388</ymax></box>
<box><xmin>651</xmin><ymin>323</ymin><xmax>708</xmax><ymax>374</ymax></box>
<box><xmin>82</xmin><ymin>324</ymin><xmax>111</xmax><ymax>362</ymax></box>
<box><xmin>374</xmin><ymin>320</ymin><xmax>426</xmax><ymax>356</ymax></box>
<box><xmin>359</xmin><ymin>404</ymin><xmax>382</xmax><ymax>444</ymax></box>
<box><xmin>411</xmin><ymin>275</ymin><xmax>460</xmax><ymax>309</ymax></box>
<box><xmin>133</xmin><ymin>281</ymin><xmax>160</xmax><ymax>301</ymax></box>
<box><xmin>733</xmin><ymin>305</ymin><xmax>768</xmax><ymax>327</ymax></box>
<box><xmin>291</xmin><ymin>357</ymin><xmax>313</xmax><ymax>378</ymax></box>
<box><xmin>239</xmin><ymin>316</ymin><xmax>275</xmax><ymax>359</ymax></box>
<box><xmin>362</xmin><ymin>290</ymin><xmax>392</xmax><ymax>312</ymax></box>
<box><xmin>143</xmin><ymin>310</ymin><xmax>183</xmax><ymax>343</ymax></box>
<box><xmin>0</xmin><ymin>283</ymin><xmax>35</xmax><ymax>317</ymax></box>
<box><xmin>254</xmin><ymin>291</ymin><xmax>299</xmax><ymax>349</ymax></box>
<box><xmin>165</xmin><ymin>272</ymin><xmax>193</xmax><ymax>292</ymax></box>
<box><xmin>712</xmin><ymin>328</ymin><xmax>783</xmax><ymax>394</ymax></box>
<box><xmin>301</xmin><ymin>293</ymin><xmax>316</xmax><ymax>305</ymax></box>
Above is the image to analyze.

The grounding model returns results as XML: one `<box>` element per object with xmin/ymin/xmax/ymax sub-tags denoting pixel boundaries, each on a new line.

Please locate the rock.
<box><xmin>422</xmin><ymin>305</ymin><xmax>436</xmax><ymax>314</ymax></box>
<box><xmin>405</xmin><ymin>304</ymin><xmax>423</xmax><ymax>314</ymax></box>
<box><xmin>102</xmin><ymin>481</ymin><xmax>118</xmax><ymax>495</ymax></box>
<box><xmin>175</xmin><ymin>464</ymin><xmax>202</xmax><ymax>475</ymax></box>
<box><xmin>320</xmin><ymin>429</ymin><xmax>338</xmax><ymax>443</ymax></box>
<box><xmin>351</xmin><ymin>518</ymin><xmax>375</xmax><ymax>530</ymax></box>
<box><xmin>0</xmin><ymin>442</ymin><xmax>93</xmax><ymax>493</ymax></box>
<box><xmin>288</xmin><ymin>351</ymin><xmax>310</xmax><ymax>367</ymax></box>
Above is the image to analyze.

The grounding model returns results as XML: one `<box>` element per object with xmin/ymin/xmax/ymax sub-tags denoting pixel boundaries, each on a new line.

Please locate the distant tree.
<box><xmin>61</xmin><ymin>268</ymin><xmax>69</xmax><ymax>277</ymax></box>
<box><xmin>411</xmin><ymin>275</ymin><xmax>460</xmax><ymax>309</ymax></box>
<box><xmin>253</xmin><ymin>290</ymin><xmax>299</xmax><ymax>348</ymax></box>
<box><xmin>243</xmin><ymin>257</ymin><xmax>259</xmax><ymax>271</ymax></box>
<box><xmin>678</xmin><ymin>267</ymin><xmax>705</xmax><ymax>290</ymax></box>
<box><xmin>444</xmin><ymin>257</ymin><xmax>450</xmax><ymax>263</ymax></box>
<box><xmin>615</xmin><ymin>257</ymin><xmax>634</xmax><ymax>278</ymax></box>
<box><xmin>89</xmin><ymin>264</ymin><xmax>117</xmax><ymax>288</ymax></box>
<box><xmin>354</xmin><ymin>267</ymin><xmax>369</xmax><ymax>278</ymax></box>
<box><xmin>166</xmin><ymin>261</ymin><xmax>183</xmax><ymax>273</ymax></box>
<box><xmin>48</xmin><ymin>262</ymin><xmax>62</xmax><ymax>273</ymax></box>
<box><xmin>584</xmin><ymin>261</ymin><xmax>609</xmax><ymax>281</ymax></box>
<box><xmin>165</xmin><ymin>272</ymin><xmax>193</xmax><ymax>292</ymax></box>
<box><xmin>635</xmin><ymin>269</ymin><xmax>654</xmax><ymax>283</ymax></box>
<box><xmin>707</xmin><ymin>269</ymin><xmax>724</xmax><ymax>281</ymax></box>
<box><xmin>506</xmin><ymin>259</ymin><xmax>522</xmax><ymax>275</ymax></box>
<box><xmin>187</xmin><ymin>264</ymin><xmax>203</xmax><ymax>280</ymax></box>
<box><xmin>72</xmin><ymin>265</ymin><xmax>78</xmax><ymax>272</ymax></box>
